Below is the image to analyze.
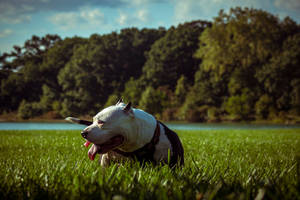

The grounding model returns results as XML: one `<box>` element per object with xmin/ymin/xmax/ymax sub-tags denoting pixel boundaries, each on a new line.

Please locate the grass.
<box><xmin>0</xmin><ymin>129</ymin><xmax>300</xmax><ymax>200</ymax></box>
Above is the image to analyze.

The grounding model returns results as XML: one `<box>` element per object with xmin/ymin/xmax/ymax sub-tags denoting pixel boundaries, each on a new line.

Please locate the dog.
<box><xmin>66</xmin><ymin>99</ymin><xmax>184</xmax><ymax>168</ymax></box>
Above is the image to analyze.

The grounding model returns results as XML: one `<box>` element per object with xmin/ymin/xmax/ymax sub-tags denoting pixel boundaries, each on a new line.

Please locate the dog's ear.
<box><xmin>123</xmin><ymin>102</ymin><xmax>131</xmax><ymax>112</ymax></box>
<box><xmin>123</xmin><ymin>102</ymin><xmax>134</xmax><ymax>118</ymax></box>
<box><xmin>116</xmin><ymin>98</ymin><xmax>124</xmax><ymax>105</ymax></box>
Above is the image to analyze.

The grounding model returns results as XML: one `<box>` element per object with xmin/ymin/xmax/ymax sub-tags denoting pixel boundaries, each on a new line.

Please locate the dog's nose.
<box><xmin>81</xmin><ymin>131</ymin><xmax>88</xmax><ymax>139</ymax></box>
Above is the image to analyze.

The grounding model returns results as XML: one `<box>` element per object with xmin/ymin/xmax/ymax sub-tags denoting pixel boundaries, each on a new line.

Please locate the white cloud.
<box><xmin>123</xmin><ymin>0</ymin><xmax>166</xmax><ymax>6</ymax></box>
<box><xmin>137</xmin><ymin>9</ymin><xmax>149</xmax><ymax>22</ymax></box>
<box><xmin>0</xmin><ymin>0</ymin><xmax>123</xmax><ymax>25</ymax></box>
<box><xmin>174</xmin><ymin>0</ymin><xmax>268</xmax><ymax>23</ymax></box>
<box><xmin>173</xmin><ymin>0</ymin><xmax>300</xmax><ymax>24</ymax></box>
<box><xmin>49</xmin><ymin>12</ymin><xmax>80</xmax><ymax>30</ymax></box>
<box><xmin>117</xmin><ymin>12</ymin><xmax>129</xmax><ymax>25</ymax></box>
<box><xmin>0</xmin><ymin>0</ymin><xmax>163</xmax><ymax>25</ymax></box>
<box><xmin>117</xmin><ymin>8</ymin><xmax>150</xmax><ymax>26</ymax></box>
<box><xmin>0</xmin><ymin>14</ymin><xmax>31</xmax><ymax>24</ymax></box>
<box><xmin>274</xmin><ymin>0</ymin><xmax>300</xmax><ymax>11</ymax></box>
<box><xmin>49</xmin><ymin>7</ymin><xmax>106</xmax><ymax>30</ymax></box>
<box><xmin>127</xmin><ymin>0</ymin><xmax>152</xmax><ymax>6</ymax></box>
<box><xmin>0</xmin><ymin>29</ymin><xmax>13</xmax><ymax>38</ymax></box>
<box><xmin>173</xmin><ymin>0</ymin><xmax>216</xmax><ymax>23</ymax></box>
<box><xmin>80</xmin><ymin>7</ymin><xmax>105</xmax><ymax>25</ymax></box>
<box><xmin>115</xmin><ymin>0</ymin><xmax>161</xmax><ymax>26</ymax></box>
<box><xmin>0</xmin><ymin>2</ymin><xmax>32</xmax><ymax>24</ymax></box>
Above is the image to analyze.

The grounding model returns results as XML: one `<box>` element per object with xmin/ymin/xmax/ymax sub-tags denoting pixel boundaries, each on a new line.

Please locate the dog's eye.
<box><xmin>97</xmin><ymin>120</ymin><xmax>105</xmax><ymax>128</ymax></box>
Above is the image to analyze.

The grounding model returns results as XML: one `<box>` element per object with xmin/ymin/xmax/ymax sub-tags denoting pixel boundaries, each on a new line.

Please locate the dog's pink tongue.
<box><xmin>84</xmin><ymin>140</ymin><xmax>91</xmax><ymax>148</ymax></box>
<box><xmin>88</xmin><ymin>144</ymin><xmax>98</xmax><ymax>161</ymax></box>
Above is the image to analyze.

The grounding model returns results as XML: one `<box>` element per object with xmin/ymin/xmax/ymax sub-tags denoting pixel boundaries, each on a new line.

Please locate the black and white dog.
<box><xmin>66</xmin><ymin>99</ymin><xmax>184</xmax><ymax>167</ymax></box>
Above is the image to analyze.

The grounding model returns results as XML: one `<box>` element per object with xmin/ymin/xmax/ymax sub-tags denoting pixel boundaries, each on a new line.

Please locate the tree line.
<box><xmin>1</xmin><ymin>7</ymin><xmax>299</xmax><ymax>122</ymax></box>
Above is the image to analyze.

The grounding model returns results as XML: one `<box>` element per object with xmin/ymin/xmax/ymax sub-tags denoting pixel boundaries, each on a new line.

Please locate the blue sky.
<box><xmin>0</xmin><ymin>0</ymin><xmax>299</xmax><ymax>54</ymax></box>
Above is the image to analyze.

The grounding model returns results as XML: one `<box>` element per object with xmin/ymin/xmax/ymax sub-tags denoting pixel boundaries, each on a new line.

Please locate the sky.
<box><xmin>0</xmin><ymin>0</ymin><xmax>299</xmax><ymax>54</ymax></box>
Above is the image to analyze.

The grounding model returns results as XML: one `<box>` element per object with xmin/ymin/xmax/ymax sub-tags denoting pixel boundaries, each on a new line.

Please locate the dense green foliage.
<box><xmin>0</xmin><ymin>7</ymin><xmax>299</xmax><ymax>122</ymax></box>
<box><xmin>0</xmin><ymin>128</ymin><xmax>300</xmax><ymax>199</ymax></box>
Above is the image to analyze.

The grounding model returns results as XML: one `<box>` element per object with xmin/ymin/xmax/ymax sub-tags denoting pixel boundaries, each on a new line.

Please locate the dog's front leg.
<box><xmin>99</xmin><ymin>153</ymin><xmax>111</xmax><ymax>167</ymax></box>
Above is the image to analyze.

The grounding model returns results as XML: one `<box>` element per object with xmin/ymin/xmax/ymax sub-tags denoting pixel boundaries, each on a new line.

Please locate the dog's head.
<box><xmin>82</xmin><ymin>99</ymin><xmax>135</xmax><ymax>160</ymax></box>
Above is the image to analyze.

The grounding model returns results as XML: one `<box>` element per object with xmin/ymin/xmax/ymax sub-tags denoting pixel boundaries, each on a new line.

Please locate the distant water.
<box><xmin>0</xmin><ymin>122</ymin><xmax>299</xmax><ymax>130</ymax></box>
<box><xmin>0</xmin><ymin>122</ymin><xmax>86</xmax><ymax>130</ymax></box>
<box><xmin>166</xmin><ymin>122</ymin><xmax>300</xmax><ymax>130</ymax></box>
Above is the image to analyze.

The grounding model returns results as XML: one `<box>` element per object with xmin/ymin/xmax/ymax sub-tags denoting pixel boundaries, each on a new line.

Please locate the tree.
<box><xmin>104</xmin><ymin>94</ymin><xmax>119</xmax><ymax>108</ymax></box>
<box><xmin>0</xmin><ymin>34</ymin><xmax>61</xmax><ymax>71</ymax></box>
<box><xmin>290</xmin><ymin>79</ymin><xmax>300</xmax><ymax>115</ymax></box>
<box><xmin>0</xmin><ymin>35</ymin><xmax>61</xmax><ymax>113</ymax></box>
<box><xmin>0</xmin><ymin>9</ymin><xmax>299</xmax><ymax>122</ymax></box>
<box><xmin>194</xmin><ymin>7</ymin><xmax>291</xmax><ymax>98</ymax></box>
<box><xmin>58</xmin><ymin>28</ymin><xmax>165</xmax><ymax>116</ymax></box>
<box><xmin>255</xmin><ymin>94</ymin><xmax>273</xmax><ymax>119</ymax></box>
<box><xmin>256</xmin><ymin>32</ymin><xmax>300</xmax><ymax>112</ymax></box>
<box><xmin>175</xmin><ymin>75</ymin><xmax>189</xmax><ymax>105</ymax></box>
<box><xmin>18</xmin><ymin>100</ymin><xmax>43</xmax><ymax>119</ymax></box>
<box><xmin>193</xmin><ymin>7</ymin><xmax>299</xmax><ymax>121</ymax></box>
<box><xmin>142</xmin><ymin>21</ymin><xmax>211</xmax><ymax>90</ymax></box>
<box><xmin>138</xmin><ymin>86</ymin><xmax>168</xmax><ymax>116</ymax></box>
<box><xmin>224</xmin><ymin>89</ymin><xmax>253</xmax><ymax>120</ymax></box>
<box><xmin>122</xmin><ymin>77</ymin><xmax>145</xmax><ymax>106</ymax></box>
<box><xmin>39</xmin><ymin>37</ymin><xmax>86</xmax><ymax>92</ymax></box>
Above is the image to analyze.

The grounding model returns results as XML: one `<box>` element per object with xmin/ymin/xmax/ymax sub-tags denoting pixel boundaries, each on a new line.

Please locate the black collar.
<box><xmin>113</xmin><ymin>121</ymin><xmax>160</xmax><ymax>163</ymax></box>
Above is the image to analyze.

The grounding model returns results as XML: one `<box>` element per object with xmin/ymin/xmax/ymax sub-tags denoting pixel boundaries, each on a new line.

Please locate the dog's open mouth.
<box><xmin>84</xmin><ymin>135</ymin><xmax>124</xmax><ymax>161</ymax></box>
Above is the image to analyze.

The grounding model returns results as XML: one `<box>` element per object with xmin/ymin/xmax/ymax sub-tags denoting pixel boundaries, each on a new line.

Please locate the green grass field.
<box><xmin>0</xmin><ymin>129</ymin><xmax>300</xmax><ymax>200</ymax></box>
